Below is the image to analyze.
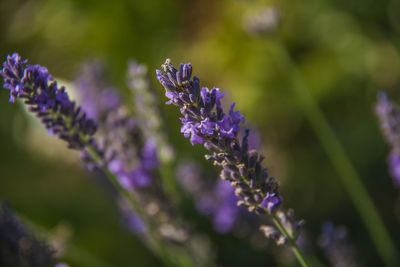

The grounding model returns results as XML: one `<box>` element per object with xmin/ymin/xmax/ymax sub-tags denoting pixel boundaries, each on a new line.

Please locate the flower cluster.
<box><xmin>1</xmin><ymin>53</ymin><xmax>97</xmax><ymax>149</ymax></box>
<box><xmin>375</xmin><ymin>92</ymin><xmax>400</xmax><ymax>187</ymax></box>
<box><xmin>156</xmin><ymin>59</ymin><xmax>303</xmax><ymax>244</ymax></box>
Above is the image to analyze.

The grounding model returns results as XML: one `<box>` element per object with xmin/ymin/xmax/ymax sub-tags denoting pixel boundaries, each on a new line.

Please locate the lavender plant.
<box><xmin>156</xmin><ymin>59</ymin><xmax>308</xmax><ymax>266</ymax></box>
<box><xmin>375</xmin><ymin>92</ymin><xmax>400</xmax><ymax>187</ymax></box>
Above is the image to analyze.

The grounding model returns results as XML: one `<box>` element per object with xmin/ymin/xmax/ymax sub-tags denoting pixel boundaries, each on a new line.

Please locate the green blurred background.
<box><xmin>0</xmin><ymin>0</ymin><xmax>400</xmax><ymax>266</ymax></box>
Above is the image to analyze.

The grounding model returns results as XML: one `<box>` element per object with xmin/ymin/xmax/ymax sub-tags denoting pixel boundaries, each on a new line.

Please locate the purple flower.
<box><xmin>217</xmin><ymin>115</ymin><xmax>236</xmax><ymax>139</ymax></box>
<box><xmin>180</xmin><ymin>118</ymin><xmax>204</xmax><ymax>145</ymax></box>
<box><xmin>165</xmin><ymin>91</ymin><xmax>179</xmax><ymax>105</ymax></box>
<box><xmin>198</xmin><ymin>118</ymin><xmax>216</xmax><ymax>135</ymax></box>
<box><xmin>1</xmin><ymin>53</ymin><xmax>97</xmax><ymax>149</ymax></box>
<box><xmin>261</xmin><ymin>192</ymin><xmax>282</xmax><ymax>213</ymax></box>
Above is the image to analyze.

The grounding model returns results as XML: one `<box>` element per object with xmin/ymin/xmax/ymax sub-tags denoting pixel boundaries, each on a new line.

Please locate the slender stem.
<box><xmin>271</xmin><ymin>214</ymin><xmax>310</xmax><ymax>267</ymax></box>
<box><xmin>268</xmin><ymin>38</ymin><xmax>399</xmax><ymax>266</ymax></box>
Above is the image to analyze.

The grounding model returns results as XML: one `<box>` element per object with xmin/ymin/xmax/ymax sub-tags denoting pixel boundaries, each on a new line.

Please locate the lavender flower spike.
<box><xmin>157</xmin><ymin>59</ymin><xmax>280</xmax><ymax>213</ymax></box>
<box><xmin>156</xmin><ymin>59</ymin><xmax>305</xmax><ymax>253</ymax></box>
<box><xmin>1</xmin><ymin>53</ymin><xmax>97</xmax><ymax>149</ymax></box>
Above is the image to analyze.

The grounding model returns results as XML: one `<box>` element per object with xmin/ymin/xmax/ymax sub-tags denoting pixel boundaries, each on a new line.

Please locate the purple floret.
<box><xmin>261</xmin><ymin>192</ymin><xmax>282</xmax><ymax>214</ymax></box>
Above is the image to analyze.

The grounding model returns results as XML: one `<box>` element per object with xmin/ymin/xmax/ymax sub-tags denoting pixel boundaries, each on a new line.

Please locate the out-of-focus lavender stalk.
<box><xmin>127</xmin><ymin>60</ymin><xmax>175</xmax><ymax>164</ymax></box>
<box><xmin>156</xmin><ymin>59</ymin><xmax>308</xmax><ymax>267</ymax></box>
<box><xmin>127</xmin><ymin>61</ymin><xmax>179</xmax><ymax>198</ymax></box>
<box><xmin>375</xmin><ymin>92</ymin><xmax>400</xmax><ymax>187</ymax></box>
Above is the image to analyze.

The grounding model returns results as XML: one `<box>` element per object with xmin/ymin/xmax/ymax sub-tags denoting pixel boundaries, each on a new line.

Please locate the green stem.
<box><xmin>271</xmin><ymin>214</ymin><xmax>310</xmax><ymax>267</ymax></box>
<box><xmin>268</xmin><ymin>38</ymin><xmax>399</xmax><ymax>266</ymax></box>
